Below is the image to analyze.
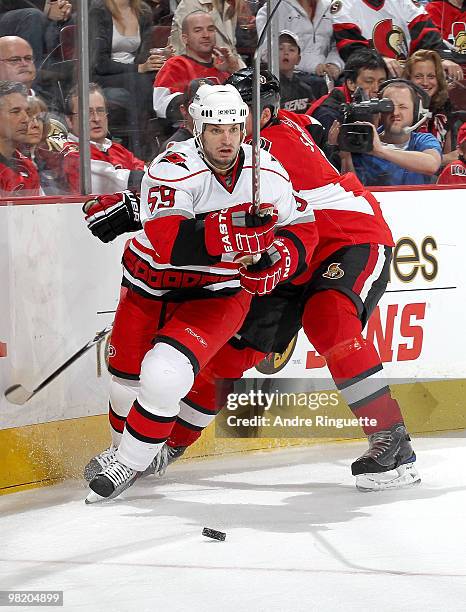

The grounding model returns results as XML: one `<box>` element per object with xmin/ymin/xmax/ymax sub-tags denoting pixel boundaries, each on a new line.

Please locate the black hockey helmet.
<box><xmin>226</xmin><ymin>68</ymin><xmax>281</xmax><ymax>118</ymax></box>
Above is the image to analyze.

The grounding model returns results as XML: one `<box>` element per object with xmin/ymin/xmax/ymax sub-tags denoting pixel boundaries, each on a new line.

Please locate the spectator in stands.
<box><xmin>170</xmin><ymin>0</ymin><xmax>245</xmax><ymax>67</ymax></box>
<box><xmin>147</xmin><ymin>0</ymin><xmax>172</xmax><ymax>25</ymax></box>
<box><xmin>0</xmin><ymin>36</ymin><xmax>36</xmax><ymax>93</ymax></box>
<box><xmin>308</xmin><ymin>49</ymin><xmax>388</xmax><ymax>132</ymax></box>
<box><xmin>0</xmin><ymin>81</ymin><xmax>40</xmax><ymax>196</ymax></box>
<box><xmin>153</xmin><ymin>11</ymin><xmax>241</xmax><ymax>120</ymax></box>
<box><xmin>437</xmin><ymin>121</ymin><xmax>466</xmax><ymax>184</ymax></box>
<box><xmin>256</xmin><ymin>0</ymin><xmax>343</xmax><ymax>80</ymax></box>
<box><xmin>0</xmin><ymin>1</ymin><xmax>72</xmax><ymax>68</ymax></box>
<box><xmin>403</xmin><ymin>49</ymin><xmax>457</xmax><ymax>165</ymax></box>
<box><xmin>279</xmin><ymin>30</ymin><xmax>324</xmax><ymax>112</ymax></box>
<box><xmin>63</xmin><ymin>83</ymin><xmax>145</xmax><ymax>194</ymax></box>
<box><xmin>89</xmin><ymin>0</ymin><xmax>165</xmax><ymax>157</ymax></box>
<box><xmin>339</xmin><ymin>81</ymin><xmax>442</xmax><ymax>186</ymax></box>
<box><xmin>19</xmin><ymin>95</ymin><xmax>68</xmax><ymax>194</ymax></box>
<box><xmin>426</xmin><ymin>0</ymin><xmax>466</xmax><ymax>59</ymax></box>
<box><xmin>329</xmin><ymin>0</ymin><xmax>463</xmax><ymax>80</ymax></box>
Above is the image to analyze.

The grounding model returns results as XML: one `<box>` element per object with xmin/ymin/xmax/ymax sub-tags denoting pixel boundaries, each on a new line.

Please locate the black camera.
<box><xmin>338</xmin><ymin>88</ymin><xmax>394</xmax><ymax>153</ymax></box>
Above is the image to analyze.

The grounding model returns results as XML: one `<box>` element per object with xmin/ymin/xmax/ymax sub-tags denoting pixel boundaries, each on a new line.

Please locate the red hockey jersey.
<box><xmin>426</xmin><ymin>0</ymin><xmax>466</xmax><ymax>54</ymax></box>
<box><xmin>153</xmin><ymin>55</ymin><xmax>230</xmax><ymax>118</ymax></box>
<box><xmin>0</xmin><ymin>150</ymin><xmax>40</xmax><ymax>196</ymax></box>
<box><xmin>63</xmin><ymin>137</ymin><xmax>145</xmax><ymax>194</ymax></box>
<box><xmin>329</xmin><ymin>0</ymin><xmax>446</xmax><ymax>61</ymax></box>
<box><xmin>437</xmin><ymin>158</ymin><xmax>466</xmax><ymax>184</ymax></box>
<box><xmin>255</xmin><ymin>110</ymin><xmax>394</xmax><ymax>268</ymax></box>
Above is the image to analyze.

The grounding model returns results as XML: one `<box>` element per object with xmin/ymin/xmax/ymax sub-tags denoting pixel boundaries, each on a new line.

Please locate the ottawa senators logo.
<box><xmin>160</xmin><ymin>151</ymin><xmax>189</xmax><ymax>169</ymax></box>
<box><xmin>452</xmin><ymin>22</ymin><xmax>466</xmax><ymax>55</ymax></box>
<box><xmin>255</xmin><ymin>335</ymin><xmax>297</xmax><ymax>375</ymax></box>
<box><xmin>372</xmin><ymin>19</ymin><xmax>408</xmax><ymax>60</ymax></box>
<box><xmin>322</xmin><ymin>263</ymin><xmax>344</xmax><ymax>279</ymax></box>
<box><xmin>330</xmin><ymin>0</ymin><xmax>342</xmax><ymax>14</ymax></box>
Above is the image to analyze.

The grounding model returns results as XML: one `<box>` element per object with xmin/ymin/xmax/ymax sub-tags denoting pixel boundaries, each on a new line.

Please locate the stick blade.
<box><xmin>4</xmin><ymin>384</ymin><xmax>34</xmax><ymax>405</ymax></box>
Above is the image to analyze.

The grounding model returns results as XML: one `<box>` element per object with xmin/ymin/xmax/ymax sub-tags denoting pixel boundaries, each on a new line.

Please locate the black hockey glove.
<box><xmin>83</xmin><ymin>190</ymin><xmax>142</xmax><ymax>243</ymax></box>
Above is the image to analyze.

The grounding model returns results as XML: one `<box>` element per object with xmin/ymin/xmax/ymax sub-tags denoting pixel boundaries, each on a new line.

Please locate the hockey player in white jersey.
<box><xmin>84</xmin><ymin>84</ymin><xmax>317</xmax><ymax>503</ymax></box>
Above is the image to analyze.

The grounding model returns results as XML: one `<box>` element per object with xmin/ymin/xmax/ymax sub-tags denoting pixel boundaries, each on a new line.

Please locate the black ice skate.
<box><xmin>352</xmin><ymin>423</ymin><xmax>421</xmax><ymax>491</ymax></box>
<box><xmin>83</xmin><ymin>445</ymin><xmax>117</xmax><ymax>482</ymax></box>
<box><xmin>85</xmin><ymin>459</ymin><xmax>139</xmax><ymax>503</ymax></box>
<box><xmin>144</xmin><ymin>444</ymin><xmax>187</xmax><ymax>477</ymax></box>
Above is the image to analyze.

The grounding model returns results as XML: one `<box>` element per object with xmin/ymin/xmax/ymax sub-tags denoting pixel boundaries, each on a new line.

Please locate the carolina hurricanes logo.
<box><xmin>160</xmin><ymin>152</ymin><xmax>189</xmax><ymax>168</ymax></box>
<box><xmin>322</xmin><ymin>263</ymin><xmax>344</xmax><ymax>279</ymax></box>
<box><xmin>372</xmin><ymin>19</ymin><xmax>408</xmax><ymax>60</ymax></box>
<box><xmin>452</xmin><ymin>22</ymin><xmax>466</xmax><ymax>54</ymax></box>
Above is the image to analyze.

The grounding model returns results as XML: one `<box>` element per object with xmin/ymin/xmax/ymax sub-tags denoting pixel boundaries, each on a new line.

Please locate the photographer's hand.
<box><xmin>328</xmin><ymin>120</ymin><xmax>341</xmax><ymax>146</ymax></box>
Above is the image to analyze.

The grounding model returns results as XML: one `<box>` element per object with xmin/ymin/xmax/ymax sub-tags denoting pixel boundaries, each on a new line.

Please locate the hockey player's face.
<box><xmin>0</xmin><ymin>93</ymin><xmax>29</xmax><ymax>145</ymax></box>
<box><xmin>201</xmin><ymin>123</ymin><xmax>242</xmax><ymax>170</ymax></box>
<box><xmin>351</xmin><ymin>68</ymin><xmax>387</xmax><ymax>99</ymax></box>
<box><xmin>410</xmin><ymin>60</ymin><xmax>438</xmax><ymax>99</ymax></box>
<box><xmin>382</xmin><ymin>87</ymin><xmax>414</xmax><ymax>135</ymax></box>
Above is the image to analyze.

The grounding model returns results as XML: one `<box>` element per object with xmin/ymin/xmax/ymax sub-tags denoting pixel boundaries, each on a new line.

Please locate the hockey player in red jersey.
<box><xmin>152</xmin><ymin>69</ymin><xmax>420</xmax><ymax>492</ymax></box>
<box><xmin>329</xmin><ymin>0</ymin><xmax>463</xmax><ymax>80</ymax></box>
<box><xmin>83</xmin><ymin>72</ymin><xmax>420</xmax><ymax>492</ymax></box>
<box><xmin>84</xmin><ymin>83</ymin><xmax>316</xmax><ymax>502</ymax></box>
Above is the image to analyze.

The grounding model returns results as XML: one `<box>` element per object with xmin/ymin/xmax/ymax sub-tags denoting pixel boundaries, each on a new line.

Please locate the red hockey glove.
<box><xmin>204</xmin><ymin>202</ymin><xmax>278</xmax><ymax>256</ymax></box>
<box><xmin>83</xmin><ymin>190</ymin><xmax>141</xmax><ymax>243</ymax></box>
<box><xmin>236</xmin><ymin>237</ymin><xmax>298</xmax><ymax>296</ymax></box>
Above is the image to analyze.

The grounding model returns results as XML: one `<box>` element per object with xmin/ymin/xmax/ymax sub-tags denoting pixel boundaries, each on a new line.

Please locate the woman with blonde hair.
<box><xmin>403</xmin><ymin>49</ymin><xmax>457</xmax><ymax>166</ymax></box>
<box><xmin>89</xmin><ymin>0</ymin><xmax>165</xmax><ymax>157</ymax></box>
<box><xmin>20</xmin><ymin>96</ymin><xmax>69</xmax><ymax>194</ymax></box>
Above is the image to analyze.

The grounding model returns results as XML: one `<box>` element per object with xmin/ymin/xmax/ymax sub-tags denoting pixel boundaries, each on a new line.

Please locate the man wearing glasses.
<box><xmin>0</xmin><ymin>36</ymin><xmax>36</xmax><ymax>93</ymax></box>
<box><xmin>62</xmin><ymin>83</ymin><xmax>146</xmax><ymax>194</ymax></box>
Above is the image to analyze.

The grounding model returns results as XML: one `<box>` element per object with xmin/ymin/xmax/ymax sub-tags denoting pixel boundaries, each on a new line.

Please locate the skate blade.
<box><xmin>85</xmin><ymin>490</ymin><xmax>108</xmax><ymax>504</ymax></box>
<box><xmin>356</xmin><ymin>462</ymin><xmax>421</xmax><ymax>492</ymax></box>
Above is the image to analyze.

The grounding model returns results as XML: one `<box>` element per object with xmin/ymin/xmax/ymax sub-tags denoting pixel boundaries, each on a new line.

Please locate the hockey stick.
<box><xmin>251</xmin><ymin>0</ymin><xmax>284</xmax><ymax>214</ymax></box>
<box><xmin>4</xmin><ymin>325</ymin><xmax>113</xmax><ymax>405</ymax></box>
<box><xmin>238</xmin><ymin>0</ymin><xmax>283</xmax><ymax>266</ymax></box>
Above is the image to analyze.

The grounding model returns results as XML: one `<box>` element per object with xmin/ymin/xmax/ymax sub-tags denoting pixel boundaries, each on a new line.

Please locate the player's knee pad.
<box><xmin>303</xmin><ymin>290</ymin><xmax>362</xmax><ymax>356</ymax></box>
<box><xmin>109</xmin><ymin>376</ymin><xmax>139</xmax><ymax>419</ymax></box>
<box><xmin>138</xmin><ymin>342</ymin><xmax>195</xmax><ymax>417</ymax></box>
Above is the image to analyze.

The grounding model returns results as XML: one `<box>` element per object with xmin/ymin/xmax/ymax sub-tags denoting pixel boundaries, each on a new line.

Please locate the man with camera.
<box><xmin>335</xmin><ymin>79</ymin><xmax>442</xmax><ymax>186</ymax></box>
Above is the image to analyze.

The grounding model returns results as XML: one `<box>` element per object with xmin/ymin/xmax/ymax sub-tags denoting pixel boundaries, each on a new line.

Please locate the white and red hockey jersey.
<box><xmin>153</xmin><ymin>55</ymin><xmax>230</xmax><ymax>118</ymax></box>
<box><xmin>256</xmin><ymin>110</ymin><xmax>394</xmax><ymax>270</ymax></box>
<box><xmin>329</xmin><ymin>0</ymin><xmax>446</xmax><ymax>61</ymax></box>
<box><xmin>123</xmin><ymin>138</ymin><xmax>315</xmax><ymax>300</ymax></box>
<box><xmin>63</xmin><ymin>136</ymin><xmax>145</xmax><ymax>195</ymax></box>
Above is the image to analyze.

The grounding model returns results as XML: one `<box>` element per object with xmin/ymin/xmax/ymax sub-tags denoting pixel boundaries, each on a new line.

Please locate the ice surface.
<box><xmin>1</xmin><ymin>435</ymin><xmax>465</xmax><ymax>612</ymax></box>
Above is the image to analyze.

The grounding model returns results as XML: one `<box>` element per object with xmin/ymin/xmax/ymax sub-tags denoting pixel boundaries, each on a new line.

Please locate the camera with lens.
<box><xmin>338</xmin><ymin>88</ymin><xmax>394</xmax><ymax>153</ymax></box>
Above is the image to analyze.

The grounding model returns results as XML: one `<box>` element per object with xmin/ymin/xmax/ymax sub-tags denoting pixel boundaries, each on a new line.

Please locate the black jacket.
<box><xmin>89</xmin><ymin>0</ymin><xmax>153</xmax><ymax>76</ymax></box>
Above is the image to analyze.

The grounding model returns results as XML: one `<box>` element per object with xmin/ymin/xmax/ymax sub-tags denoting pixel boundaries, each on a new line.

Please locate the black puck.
<box><xmin>202</xmin><ymin>527</ymin><xmax>226</xmax><ymax>541</ymax></box>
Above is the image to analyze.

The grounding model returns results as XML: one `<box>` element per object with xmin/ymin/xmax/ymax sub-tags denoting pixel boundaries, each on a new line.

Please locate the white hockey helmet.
<box><xmin>188</xmin><ymin>83</ymin><xmax>249</xmax><ymax>141</ymax></box>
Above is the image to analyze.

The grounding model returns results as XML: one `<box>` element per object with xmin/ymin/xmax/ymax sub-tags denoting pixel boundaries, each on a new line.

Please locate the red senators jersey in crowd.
<box><xmin>437</xmin><ymin>158</ymin><xmax>466</xmax><ymax>184</ymax></box>
<box><xmin>329</xmin><ymin>0</ymin><xmax>446</xmax><ymax>61</ymax></box>
<box><xmin>254</xmin><ymin>110</ymin><xmax>394</xmax><ymax>270</ymax></box>
<box><xmin>124</xmin><ymin>139</ymin><xmax>315</xmax><ymax>301</ymax></box>
<box><xmin>63</xmin><ymin>137</ymin><xmax>145</xmax><ymax>194</ymax></box>
<box><xmin>153</xmin><ymin>55</ymin><xmax>230</xmax><ymax>118</ymax></box>
<box><xmin>426</xmin><ymin>0</ymin><xmax>466</xmax><ymax>53</ymax></box>
<box><xmin>0</xmin><ymin>151</ymin><xmax>40</xmax><ymax>196</ymax></box>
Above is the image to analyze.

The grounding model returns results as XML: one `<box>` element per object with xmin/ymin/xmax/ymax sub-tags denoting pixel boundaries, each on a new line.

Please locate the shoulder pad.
<box><xmin>147</xmin><ymin>140</ymin><xmax>204</xmax><ymax>182</ymax></box>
